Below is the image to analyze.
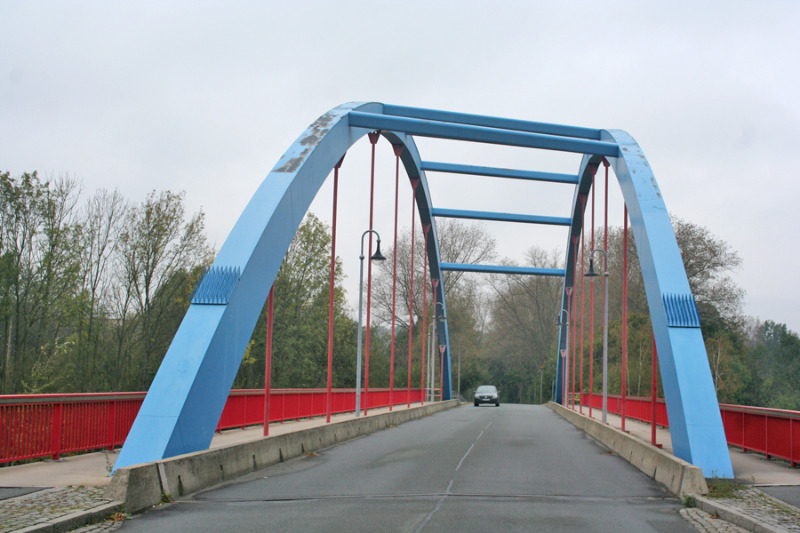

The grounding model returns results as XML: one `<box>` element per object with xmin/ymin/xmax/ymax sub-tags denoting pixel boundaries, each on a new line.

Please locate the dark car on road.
<box><xmin>474</xmin><ymin>385</ymin><xmax>500</xmax><ymax>407</ymax></box>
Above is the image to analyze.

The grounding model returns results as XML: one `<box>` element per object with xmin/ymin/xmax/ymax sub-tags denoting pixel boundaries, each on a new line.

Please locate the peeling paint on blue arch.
<box><xmin>115</xmin><ymin>103</ymin><xmax>732</xmax><ymax>480</ymax></box>
<box><xmin>113</xmin><ymin>102</ymin><xmax>453</xmax><ymax>471</ymax></box>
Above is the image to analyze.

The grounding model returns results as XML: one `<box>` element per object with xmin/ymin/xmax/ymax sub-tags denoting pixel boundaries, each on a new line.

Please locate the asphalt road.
<box><xmin>120</xmin><ymin>404</ymin><xmax>695</xmax><ymax>532</ymax></box>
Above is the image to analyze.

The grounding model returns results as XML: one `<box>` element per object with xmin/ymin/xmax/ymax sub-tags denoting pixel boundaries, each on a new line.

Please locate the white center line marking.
<box><xmin>416</xmin><ymin>419</ymin><xmax>494</xmax><ymax>532</ymax></box>
<box><xmin>414</xmin><ymin>479</ymin><xmax>453</xmax><ymax>533</ymax></box>
<box><xmin>455</xmin><ymin>443</ymin><xmax>475</xmax><ymax>472</ymax></box>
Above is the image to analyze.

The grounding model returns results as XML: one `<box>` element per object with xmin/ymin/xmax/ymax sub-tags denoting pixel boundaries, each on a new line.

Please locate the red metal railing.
<box><xmin>0</xmin><ymin>388</ymin><xmax>424</xmax><ymax>465</ymax></box>
<box><xmin>0</xmin><ymin>393</ymin><xmax>144</xmax><ymax>464</ymax></box>
<box><xmin>719</xmin><ymin>403</ymin><xmax>799</xmax><ymax>467</ymax></box>
<box><xmin>580</xmin><ymin>393</ymin><xmax>799</xmax><ymax>466</ymax></box>
<box><xmin>218</xmin><ymin>388</ymin><xmax>423</xmax><ymax>430</ymax></box>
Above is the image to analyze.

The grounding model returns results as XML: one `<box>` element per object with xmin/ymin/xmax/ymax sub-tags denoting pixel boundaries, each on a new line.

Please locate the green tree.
<box><xmin>745</xmin><ymin>320</ymin><xmax>800</xmax><ymax>409</ymax></box>
<box><xmin>577</xmin><ymin>218</ymin><xmax>746</xmax><ymax>402</ymax></box>
<box><xmin>233</xmin><ymin>213</ymin><xmax>356</xmax><ymax>390</ymax></box>
<box><xmin>0</xmin><ymin>172</ymin><xmax>84</xmax><ymax>393</ymax></box>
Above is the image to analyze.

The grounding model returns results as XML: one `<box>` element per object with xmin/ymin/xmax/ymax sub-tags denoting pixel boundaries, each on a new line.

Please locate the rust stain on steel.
<box><xmin>275</xmin><ymin>112</ymin><xmax>337</xmax><ymax>173</ymax></box>
<box><xmin>300</xmin><ymin>112</ymin><xmax>335</xmax><ymax>146</ymax></box>
<box><xmin>275</xmin><ymin>147</ymin><xmax>312</xmax><ymax>173</ymax></box>
<box><xmin>650</xmin><ymin>176</ymin><xmax>662</xmax><ymax>198</ymax></box>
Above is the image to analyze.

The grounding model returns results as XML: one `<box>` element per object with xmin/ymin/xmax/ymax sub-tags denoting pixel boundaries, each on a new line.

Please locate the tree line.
<box><xmin>0</xmin><ymin>171</ymin><xmax>211</xmax><ymax>393</ymax></box>
<box><xmin>361</xmin><ymin>216</ymin><xmax>799</xmax><ymax>411</ymax></box>
<box><xmin>2</xmin><ymin>170</ymin><xmax>798</xmax><ymax>410</ymax></box>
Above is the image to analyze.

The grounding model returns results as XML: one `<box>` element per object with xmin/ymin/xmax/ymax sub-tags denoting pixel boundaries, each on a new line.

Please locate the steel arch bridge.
<box><xmin>114</xmin><ymin>102</ymin><xmax>733</xmax><ymax>478</ymax></box>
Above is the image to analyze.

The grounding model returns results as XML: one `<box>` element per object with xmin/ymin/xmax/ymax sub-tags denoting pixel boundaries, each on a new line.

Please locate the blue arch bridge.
<box><xmin>113</xmin><ymin>102</ymin><xmax>733</xmax><ymax>479</ymax></box>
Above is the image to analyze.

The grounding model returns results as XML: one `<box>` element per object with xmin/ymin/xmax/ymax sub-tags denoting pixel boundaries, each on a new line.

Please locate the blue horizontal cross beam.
<box><xmin>421</xmin><ymin>161</ymin><xmax>578</xmax><ymax>185</ymax></box>
<box><xmin>441</xmin><ymin>262</ymin><xmax>565</xmax><ymax>277</ymax></box>
<box><xmin>432</xmin><ymin>208</ymin><xmax>571</xmax><ymax>226</ymax></box>
<box><xmin>383</xmin><ymin>105</ymin><xmax>603</xmax><ymax>140</ymax></box>
<box><xmin>348</xmin><ymin>112</ymin><xmax>619</xmax><ymax>157</ymax></box>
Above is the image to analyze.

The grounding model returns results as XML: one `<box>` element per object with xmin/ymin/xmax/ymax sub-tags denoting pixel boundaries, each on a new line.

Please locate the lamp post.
<box><xmin>457</xmin><ymin>347</ymin><xmax>461</xmax><ymax>400</ymax></box>
<box><xmin>427</xmin><ymin>321</ymin><xmax>435</xmax><ymax>401</ymax></box>
<box><xmin>557</xmin><ymin>308</ymin><xmax>569</xmax><ymax>405</ymax></box>
<box><xmin>428</xmin><ymin>302</ymin><xmax>446</xmax><ymax>401</ymax></box>
<box><xmin>428</xmin><ymin>321</ymin><xmax>438</xmax><ymax>401</ymax></box>
<box><xmin>355</xmin><ymin>230</ymin><xmax>386</xmax><ymax>417</ymax></box>
<box><xmin>538</xmin><ymin>365</ymin><xmax>545</xmax><ymax>405</ymax></box>
<box><xmin>585</xmin><ymin>249</ymin><xmax>609</xmax><ymax>423</ymax></box>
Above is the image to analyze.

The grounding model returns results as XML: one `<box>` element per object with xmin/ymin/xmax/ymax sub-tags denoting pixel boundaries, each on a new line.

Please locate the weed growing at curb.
<box><xmin>707</xmin><ymin>478</ymin><xmax>742</xmax><ymax>499</ymax></box>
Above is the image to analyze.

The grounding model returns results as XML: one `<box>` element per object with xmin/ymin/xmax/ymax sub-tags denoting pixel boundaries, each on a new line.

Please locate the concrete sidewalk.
<box><xmin>566</xmin><ymin>404</ymin><xmax>800</xmax><ymax>532</ymax></box>
<box><xmin>575</xmin><ymin>406</ymin><xmax>800</xmax><ymax>488</ymax></box>
<box><xmin>0</xmin><ymin>402</ymin><xmax>431</xmax><ymax>533</ymax></box>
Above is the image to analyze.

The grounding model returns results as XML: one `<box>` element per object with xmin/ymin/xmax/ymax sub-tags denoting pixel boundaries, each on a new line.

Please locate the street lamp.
<box><xmin>539</xmin><ymin>365</ymin><xmax>545</xmax><ymax>405</ymax></box>
<box><xmin>355</xmin><ymin>230</ymin><xmax>386</xmax><ymax>417</ymax></box>
<box><xmin>428</xmin><ymin>302</ymin><xmax>446</xmax><ymax>402</ymax></box>
<box><xmin>585</xmin><ymin>249</ymin><xmax>609</xmax><ymax>424</ymax></box>
<box><xmin>457</xmin><ymin>347</ymin><xmax>461</xmax><ymax>400</ymax></box>
<box><xmin>556</xmin><ymin>307</ymin><xmax>569</xmax><ymax>406</ymax></box>
<box><xmin>427</xmin><ymin>321</ymin><xmax>435</xmax><ymax>401</ymax></box>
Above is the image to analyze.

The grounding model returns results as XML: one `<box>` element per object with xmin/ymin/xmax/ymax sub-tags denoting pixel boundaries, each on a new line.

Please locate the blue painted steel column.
<box><xmin>115</xmin><ymin>103</ymin><xmax>453</xmax><ymax>471</ymax></box>
<box><xmin>563</xmin><ymin>137</ymin><xmax>733</xmax><ymax>478</ymax></box>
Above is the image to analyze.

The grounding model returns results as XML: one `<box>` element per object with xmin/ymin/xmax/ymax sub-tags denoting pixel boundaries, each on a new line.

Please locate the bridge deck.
<box><xmin>1</xmin><ymin>402</ymin><xmax>796</xmax><ymax>490</ymax></box>
<box><xmin>1</xmin><ymin>403</ymin><xmax>798</xmax><ymax>532</ymax></box>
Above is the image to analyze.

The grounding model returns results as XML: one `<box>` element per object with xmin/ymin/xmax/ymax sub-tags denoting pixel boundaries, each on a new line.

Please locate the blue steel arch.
<box><xmin>554</xmin><ymin>132</ymin><xmax>733</xmax><ymax>478</ymax></box>
<box><xmin>115</xmin><ymin>103</ymin><xmax>731</xmax><ymax>480</ymax></box>
<box><xmin>114</xmin><ymin>102</ymin><xmax>452</xmax><ymax>471</ymax></box>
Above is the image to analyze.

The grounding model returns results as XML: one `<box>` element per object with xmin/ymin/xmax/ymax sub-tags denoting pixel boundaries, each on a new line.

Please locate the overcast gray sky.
<box><xmin>2</xmin><ymin>1</ymin><xmax>799</xmax><ymax>332</ymax></box>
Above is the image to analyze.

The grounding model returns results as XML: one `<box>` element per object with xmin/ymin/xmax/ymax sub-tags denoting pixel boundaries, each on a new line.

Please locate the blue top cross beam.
<box><xmin>114</xmin><ymin>102</ymin><xmax>733</xmax><ymax>480</ymax></box>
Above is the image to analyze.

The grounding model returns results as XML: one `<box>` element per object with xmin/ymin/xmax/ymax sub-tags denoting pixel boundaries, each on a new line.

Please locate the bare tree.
<box><xmin>485</xmin><ymin>247</ymin><xmax>563</xmax><ymax>402</ymax></box>
<box><xmin>78</xmin><ymin>189</ymin><xmax>128</xmax><ymax>383</ymax></box>
<box><xmin>117</xmin><ymin>190</ymin><xmax>211</xmax><ymax>389</ymax></box>
<box><xmin>372</xmin><ymin>219</ymin><xmax>497</xmax><ymax>329</ymax></box>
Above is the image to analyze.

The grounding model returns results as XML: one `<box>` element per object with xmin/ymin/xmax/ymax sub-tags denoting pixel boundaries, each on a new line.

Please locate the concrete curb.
<box><xmin>548</xmin><ymin>402</ymin><xmax>708</xmax><ymax>497</ymax></box>
<box><xmin>107</xmin><ymin>400</ymin><xmax>459</xmax><ymax>513</ymax></box>
<box><xmin>694</xmin><ymin>489</ymin><xmax>800</xmax><ymax>533</ymax></box>
<box><xmin>694</xmin><ymin>494</ymin><xmax>782</xmax><ymax>533</ymax></box>
<box><xmin>13</xmin><ymin>501</ymin><xmax>124</xmax><ymax>533</ymax></box>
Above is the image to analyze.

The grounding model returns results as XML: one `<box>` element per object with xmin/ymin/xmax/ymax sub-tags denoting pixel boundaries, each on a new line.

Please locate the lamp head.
<box><xmin>585</xmin><ymin>258</ymin><xmax>600</xmax><ymax>281</ymax></box>
<box><xmin>370</xmin><ymin>239</ymin><xmax>386</xmax><ymax>262</ymax></box>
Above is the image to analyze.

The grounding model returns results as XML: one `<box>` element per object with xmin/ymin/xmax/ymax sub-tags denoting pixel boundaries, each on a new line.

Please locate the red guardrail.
<box><xmin>719</xmin><ymin>403</ymin><xmax>800</xmax><ymax>467</ymax></box>
<box><xmin>0</xmin><ymin>388</ymin><xmax>424</xmax><ymax>465</ymax></box>
<box><xmin>217</xmin><ymin>388</ymin><xmax>423</xmax><ymax>430</ymax></box>
<box><xmin>580</xmin><ymin>393</ymin><xmax>799</xmax><ymax>466</ymax></box>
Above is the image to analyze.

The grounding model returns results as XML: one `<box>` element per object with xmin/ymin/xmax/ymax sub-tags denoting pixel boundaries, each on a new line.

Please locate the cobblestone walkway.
<box><xmin>681</xmin><ymin>508</ymin><xmax>749</xmax><ymax>532</ymax></box>
<box><xmin>707</xmin><ymin>487</ymin><xmax>800</xmax><ymax>532</ymax></box>
<box><xmin>0</xmin><ymin>486</ymin><xmax>116</xmax><ymax>533</ymax></box>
